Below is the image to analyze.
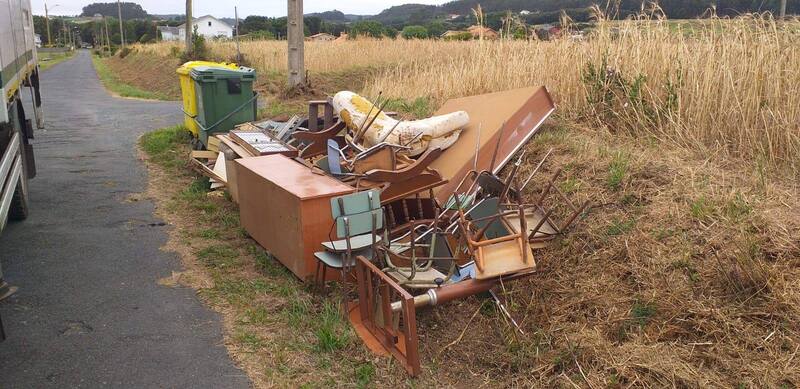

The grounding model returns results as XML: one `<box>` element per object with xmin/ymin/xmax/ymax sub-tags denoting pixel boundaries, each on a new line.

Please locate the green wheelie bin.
<box><xmin>190</xmin><ymin>65</ymin><xmax>257</xmax><ymax>146</ymax></box>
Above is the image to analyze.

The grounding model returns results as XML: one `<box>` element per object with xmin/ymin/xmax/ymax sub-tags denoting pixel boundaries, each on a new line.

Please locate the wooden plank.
<box><xmin>190</xmin><ymin>157</ymin><xmax>226</xmax><ymax>185</ymax></box>
<box><xmin>207</xmin><ymin>136</ymin><xmax>221</xmax><ymax>152</ymax></box>
<box><xmin>191</xmin><ymin>150</ymin><xmax>218</xmax><ymax>160</ymax></box>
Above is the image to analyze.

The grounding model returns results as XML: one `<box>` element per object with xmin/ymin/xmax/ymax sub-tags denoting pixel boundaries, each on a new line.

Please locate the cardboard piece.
<box><xmin>237</xmin><ymin>155</ymin><xmax>354</xmax><ymax>281</ymax></box>
<box><xmin>430</xmin><ymin>86</ymin><xmax>555</xmax><ymax>203</ymax></box>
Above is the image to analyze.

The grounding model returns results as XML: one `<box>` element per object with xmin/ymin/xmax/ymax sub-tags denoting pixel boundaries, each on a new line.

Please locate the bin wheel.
<box><xmin>191</xmin><ymin>138</ymin><xmax>205</xmax><ymax>151</ymax></box>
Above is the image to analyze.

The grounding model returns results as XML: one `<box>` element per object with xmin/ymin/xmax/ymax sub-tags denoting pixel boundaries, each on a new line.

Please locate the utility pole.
<box><xmin>779</xmin><ymin>0</ymin><xmax>787</xmax><ymax>18</ymax></box>
<box><xmin>44</xmin><ymin>2</ymin><xmax>53</xmax><ymax>47</ymax></box>
<box><xmin>185</xmin><ymin>0</ymin><xmax>193</xmax><ymax>55</ymax></box>
<box><xmin>287</xmin><ymin>0</ymin><xmax>305</xmax><ymax>88</ymax></box>
<box><xmin>234</xmin><ymin>6</ymin><xmax>241</xmax><ymax>63</ymax></box>
<box><xmin>117</xmin><ymin>0</ymin><xmax>125</xmax><ymax>48</ymax></box>
<box><xmin>103</xmin><ymin>16</ymin><xmax>111</xmax><ymax>53</ymax></box>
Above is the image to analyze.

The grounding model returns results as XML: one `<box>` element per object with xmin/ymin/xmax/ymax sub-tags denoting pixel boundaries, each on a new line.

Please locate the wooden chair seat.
<box><xmin>322</xmin><ymin>234</ymin><xmax>382</xmax><ymax>253</ymax></box>
<box><xmin>314</xmin><ymin>248</ymin><xmax>373</xmax><ymax>269</ymax></box>
<box><xmin>474</xmin><ymin>239</ymin><xmax>535</xmax><ymax>280</ymax></box>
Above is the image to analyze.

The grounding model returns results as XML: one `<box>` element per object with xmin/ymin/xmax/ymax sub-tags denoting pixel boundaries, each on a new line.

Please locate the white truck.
<box><xmin>1</xmin><ymin>0</ymin><xmax>43</xmax><ymax>309</ymax></box>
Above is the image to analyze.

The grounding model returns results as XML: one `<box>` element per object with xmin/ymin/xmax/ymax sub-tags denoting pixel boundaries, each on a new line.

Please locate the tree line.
<box><xmin>80</xmin><ymin>2</ymin><xmax>149</xmax><ymax>19</ymax></box>
<box><xmin>33</xmin><ymin>15</ymin><xmax>161</xmax><ymax>47</ymax></box>
<box><xmin>34</xmin><ymin>0</ymin><xmax>797</xmax><ymax>47</ymax></box>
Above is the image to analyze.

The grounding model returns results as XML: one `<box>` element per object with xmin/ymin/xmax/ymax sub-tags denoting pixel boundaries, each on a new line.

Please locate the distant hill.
<box><xmin>151</xmin><ymin>14</ymin><xmax>184</xmax><ymax>21</ymax></box>
<box><xmin>362</xmin><ymin>0</ymin><xmax>797</xmax><ymax>26</ymax></box>
<box><xmin>370</xmin><ymin>4</ymin><xmax>443</xmax><ymax>25</ymax></box>
<box><xmin>307</xmin><ymin>10</ymin><xmax>366</xmax><ymax>23</ymax></box>
<box><xmin>80</xmin><ymin>2</ymin><xmax>148</xmax><ymax>19</ymax></box>
<box><xmin>219</xmin><ymin>18</ymin><xmax>237</xmax><ymax>26</ymax></box>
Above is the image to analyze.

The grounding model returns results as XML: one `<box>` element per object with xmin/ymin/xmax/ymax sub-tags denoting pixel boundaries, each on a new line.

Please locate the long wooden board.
<box><xmin>430</xmin><ymin>86</ymin><xmax>555</xmax><ymax>203</ymax></box>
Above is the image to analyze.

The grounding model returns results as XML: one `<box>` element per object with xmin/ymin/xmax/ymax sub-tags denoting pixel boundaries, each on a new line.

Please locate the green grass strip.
<box><xmin>91</xmin><ymin>55</ymin><xmax>172</xmax><ymax>101</ymax></box>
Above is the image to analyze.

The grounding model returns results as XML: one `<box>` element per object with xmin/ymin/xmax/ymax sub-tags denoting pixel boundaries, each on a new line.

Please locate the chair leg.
<box><xmin>340</xmin><ymin>266</ymin><xmax>349</xmax><ymax>310</ymax></box>
<box><xmin>321</xmin><ymin>265</ymin><xmax>328</xmax><ymax>294</ymax></box>
<box><xmin>315</xmin><ymin>261</ymin><xmax>322</xmax><ymax>292</ymax></box>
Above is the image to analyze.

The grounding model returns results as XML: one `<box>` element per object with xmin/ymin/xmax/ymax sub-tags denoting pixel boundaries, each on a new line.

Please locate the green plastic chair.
<box><xmin>314</xmin><ymin>189</ymin><xmax>383</xmax><ymax>290</ymax></box>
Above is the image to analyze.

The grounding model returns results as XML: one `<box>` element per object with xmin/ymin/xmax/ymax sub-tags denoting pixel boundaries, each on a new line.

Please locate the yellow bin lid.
<box><xmin>176</xmin><ymin>60</ymin><xmax>239</xmax><ymax>75</ymax></box>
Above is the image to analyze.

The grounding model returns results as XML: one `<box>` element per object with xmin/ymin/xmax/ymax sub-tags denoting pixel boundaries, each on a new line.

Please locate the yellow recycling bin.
<box><xmin>177</xmin><ymin>61</ymin><xmax>239</xmax><ymax>136</ymax></box>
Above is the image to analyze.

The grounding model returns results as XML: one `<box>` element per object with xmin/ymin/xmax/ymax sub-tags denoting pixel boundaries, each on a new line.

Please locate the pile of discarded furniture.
<box><xmin>189</xmin><ymin>86</ymin><xmax>589</xmax><ymax>375</ymax></box>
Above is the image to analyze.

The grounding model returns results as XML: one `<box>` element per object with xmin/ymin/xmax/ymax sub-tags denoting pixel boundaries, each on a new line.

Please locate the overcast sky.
<box><xmin>33</xmin><ymin>0</ymin><xmax>451</xmax><ymax>18</ymax></box>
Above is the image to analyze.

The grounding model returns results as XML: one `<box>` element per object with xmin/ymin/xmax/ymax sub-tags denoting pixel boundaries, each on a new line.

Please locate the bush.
<box><xmin>181</xmin><ymin>26</ymin><xmax>210</xmax><ymax>62</ymax></box>
<box><xmin>349</xmin><ymin>20</ymin><xmax>388</xmax><ymax>38</ymax></box>
<box><xmin>401</xmin><ymin>25</ymin><xmax>429</xmax><ymax>39</ymax></box>
<box><xmin>118</xmin><ymin>46</ymin><xmax>132</xmax><ymax>58</ymax></box>
<box><xmin>444</xmin><ymin>32</ymin><xmax>474</xmax><ymax>41</ymax></box>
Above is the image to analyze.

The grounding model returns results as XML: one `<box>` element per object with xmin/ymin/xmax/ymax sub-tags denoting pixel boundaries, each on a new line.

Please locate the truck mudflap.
<box><xmin>22</xmin><ymin>118</ymin><xmax>35</xmax><ymax>178</ymax></box>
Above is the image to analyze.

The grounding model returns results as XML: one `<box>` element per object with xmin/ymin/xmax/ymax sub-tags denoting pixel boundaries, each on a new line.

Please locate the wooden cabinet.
<box><xmin>236</xmin><ymin>155</ymin><xmax>353</xmax><ymax>281</ymax></box>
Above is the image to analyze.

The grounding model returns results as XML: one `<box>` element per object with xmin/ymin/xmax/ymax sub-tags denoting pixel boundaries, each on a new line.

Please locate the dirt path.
<box><xmin>0</xmin><ymin>50</ymin><xmax>249</xmax><ymax>387</ymax></box>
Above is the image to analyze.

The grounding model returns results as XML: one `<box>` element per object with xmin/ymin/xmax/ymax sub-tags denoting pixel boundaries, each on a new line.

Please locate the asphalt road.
<box><xmin>0</xmin><ymin>51</ymin><xmax>249</xmax><ymax>388</ymax></box>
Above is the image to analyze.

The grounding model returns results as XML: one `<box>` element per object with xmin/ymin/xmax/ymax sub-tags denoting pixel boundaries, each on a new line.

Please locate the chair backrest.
<box><xmin>477</xmin><ymin>171</ymin><xmax>518</xmax><ymax>202</ymax></box>
<box><xmin>331</xmin><ymin>190</ymin><xmax>383</xmax><ymax>238</ymax></box>
<box><xmin>315</xmin><ymin>156</ymin><xmax>331</xmax><ymax>173</ymax></box>
<box><xmin>276</xmin><ymin>115</ymin><xmax>301</xmax><ymax>141</ymax></box>
<box><xmin>352</xmin><ymin>145</ymin><xmax>397</xmax><ymax>174</ymax></box>
<box><xmin>466</xmin><ymin>197</ymin><xmax>510</xmax><ymax>239</ymax></box>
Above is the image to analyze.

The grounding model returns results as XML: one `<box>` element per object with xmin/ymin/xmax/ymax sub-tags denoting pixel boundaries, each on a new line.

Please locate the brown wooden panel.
<box><xmin>237</xmin><ymin>155</ymin><xmax>352</xmax><ymax>200</ymax></box>
<box><xmin>237</xmin><ymin>160</ymin><xmax>304</xmax><ymax>277</ymax></box>
<box><xmin>430</xmin><ymin>86</ymin><xmax>555</xmax><ymax>203</ymax></box>
<box><xmin>300</xmin><ymin>196</ymin><xmax>346</xmax><ymax>281</ymax></box>
<box><xmin>237</xmin><ymin>155</ymin><xmax>354</xmax><ymax>281</ymax></box>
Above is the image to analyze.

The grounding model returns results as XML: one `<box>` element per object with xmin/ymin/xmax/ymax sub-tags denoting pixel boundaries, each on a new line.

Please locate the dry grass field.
<box><xmin>115</xmin><ymin>12</ymin><xmax>800</xmax><ymax>388</ymax></box>
<box><xmin>132</xmin><ymin>14</ymin><xmax>800</xmax><ymax>172</ymax></box>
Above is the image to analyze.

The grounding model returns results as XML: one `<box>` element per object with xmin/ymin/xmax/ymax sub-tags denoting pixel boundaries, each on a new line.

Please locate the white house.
<box><xmin>158</xmin><ymin>15</ymin><xmax>233</xmax><ymax>41</ymax></box>
<box><xmin>158</xmin><ymin>26</ymin><xmax>180</xmax><ymax>41</ymax></box>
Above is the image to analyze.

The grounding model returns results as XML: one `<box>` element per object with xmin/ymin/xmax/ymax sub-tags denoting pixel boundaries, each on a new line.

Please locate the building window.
<box><xmin>208</xmin><ymin>21</ymin><xmax>212</xmax><ymax>27</ymax></box>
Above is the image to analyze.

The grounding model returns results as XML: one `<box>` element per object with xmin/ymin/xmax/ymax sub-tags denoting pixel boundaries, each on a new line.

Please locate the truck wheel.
<box><xmin>8</xmin><ymin>165</ymin><xmax>29</xmax><ymax>221</ymax></box>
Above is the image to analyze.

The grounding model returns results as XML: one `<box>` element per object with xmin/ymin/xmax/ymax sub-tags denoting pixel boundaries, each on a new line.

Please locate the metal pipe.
<box><xmin>354</xmin><ymin>98</ymin><xmax>390</xmax><ymax>145</ymax></box>
<box><xmin>353</xmin><ymin>92</ymin><xmax>382</xmax><ymax>142</ymax></box>
<box><xmin>520</xmin><ymin>147</ymin><xmax>553</xmax><ymax>192</ymax></box>
<box><xmin>390</xmin><ymin>277</ymin><xmax>500</xmax><ymax>312</ymax></box>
